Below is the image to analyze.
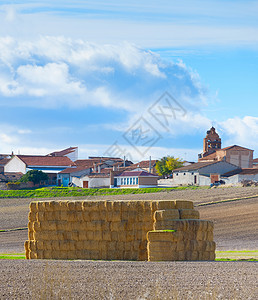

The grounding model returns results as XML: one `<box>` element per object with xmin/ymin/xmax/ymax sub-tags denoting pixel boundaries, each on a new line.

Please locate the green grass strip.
<box><xmin>0</xmin><ymin>253</ymin><xmax>25</xmax><ymax>259</ymax></box>
<box><xmin>0</xmin><ymin>185</ymin><xmax>208</xmax><ymax>199</ymax></box>
<box><xmin>0</xmin><ymin>227</ymin><xmax>27</xmax><ymax>232</ymax></box>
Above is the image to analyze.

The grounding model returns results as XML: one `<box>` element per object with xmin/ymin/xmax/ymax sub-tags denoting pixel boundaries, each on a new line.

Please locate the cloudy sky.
<box><xmin>0</xmin><ymin>0</ymin><xmax>257</xmax><ymax>161</ymax></box>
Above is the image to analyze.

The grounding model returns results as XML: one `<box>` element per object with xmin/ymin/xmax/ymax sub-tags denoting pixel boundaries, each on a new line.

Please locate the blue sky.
<box><xmin>0</xmin><ymin>1</ymin><xmax>257</xmax><ymax>162</ymax></box>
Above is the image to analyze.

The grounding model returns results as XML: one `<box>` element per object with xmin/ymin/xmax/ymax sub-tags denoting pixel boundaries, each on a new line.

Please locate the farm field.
<box><xmin>0</xmin><ymin>260</ymin><xmax>257</xmax><ymax>299</ymax></box>
<box><xmin>1</xmin><ymin>186</ymin><xmax>258</xmax><ymax>299</ymax></box>
<box><xmin>1</xmin><ymin>186</ymin><xmax>257</xmax><ymax>253</ymax></box>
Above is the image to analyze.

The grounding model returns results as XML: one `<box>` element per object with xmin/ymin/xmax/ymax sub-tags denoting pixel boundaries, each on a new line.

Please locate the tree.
<box><xmin>156</xmin><ymin>156</ymin><xmax>184</xmax><ymax>177</ymax></box>
<box><xmin>20</xmin><ymin>170</ymin><xmax>48</xmax><ymax>185</ymax></box>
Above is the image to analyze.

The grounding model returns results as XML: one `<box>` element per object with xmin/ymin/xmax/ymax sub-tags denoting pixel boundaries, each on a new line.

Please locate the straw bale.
<box><xmin>30</xmin><ymin>202</ymin><xmax>37</xmax><ymax>213</ymax></box>
<box><xmin>67</xmin><ymin>201</ymin><xmax>76</xmax><ymax>211</ymax></box>
<box><xmin>124</xmin><ymin>242</ymin><xmax>131</xmax><ymax>251</ymax></box>
<box><xmin>133</xmin><ymin>240</ymin><xmax>140</xmax><ymax>251</ymax></box>
<box><xmin>98</xmin><ymin>241</ymin><xmax>107</xmax><ymax>252</ymax></box>
<box><xmin>28</xmin><ymin>221</ymin><xmax>33</xmax><ymax>232</ymax></box>
<box><xmin>91</xmin><ymin>250</ymin><xmax>101</xmax><ymax>260</ymax></box>
<box><xmin>148</xmin><ymin>241</ymin><xmax>176</xmax><ymax>252</ymax></box>
<box><xmin>37</xmin><ymin>201</ymin><xmax>45</xmax><ymax>212</ymax></box>
<box><xmin>24</xmin><ymin>241</ymin><xmax>29</xmax><ymax>252</ymax></box>
<box><xmin>36</xmin><ymin>250</ymin><xmax>43</xmax><ymax>259</ymax></box>
<box><xmin>118</xmin><ymin>232</ymin><xmax>127</xmax><ymax>242</ymax></box>
<box><xmin>50</xmin><ymin>240</ymin><xmax>60</xmax><ymax>251</ymax></box>
<box><xmin>87</xmin><ymin>231</ymin><xmax>94</xmax><ymax>240</ymax></box>
<box><xmin>147</xmin><ymin>230</ymin><xmax>177</xmax><ymax>242</ymax></box>
<box><xmin>137</xmin><ymin>250</ymin><xmax>146</xmax><ymax>261</ymax></box>
<box><xmin>71</xmin><ymin>231</ymin><xmax>79</xmax><ymax>241</ymax></box>
<box><xmin>28</xmin><ymin>212</ymin><xmax>36</xmax><ymax>222</ymax></box>
<box><xmin>36</xmin><ymin>212</ymin><xmax>45</xmax><ymax>222</ymax></box>
<box><xmin>117</xmin><ymin>242</ymin><xmax>125</xmax><ymax>252</ymax></box>
<box><xmin>75</xmin><ymin>211</ymin><xmax>83</xmax><ymax>222</ymax></box>
<box><xmin>154</xmin><ymin>209</ymin><xmax>180</xmax><ymax>222</ymax></box>
<box><xmin>82</xmin><ymin>210</ymin><xmax>90</xmax><ymax>221</ymax></box>
<box><xmin>93</xmin><ymin>231</ymin><xmax>102</xmax><ymax>241</ymax></box>
<box><xmin>82</xmin><ymin>201</ymin><xmax>99</xmax><ymax>211</ymax></box>
<box><xmin>59</xmin><ymin>201</ymin><xmax>69</xmax><ymax>211</ymax></box>
<box><xmin>49</xmin><ymin>201</ymin><xmax>59</xmax><ymax>211</ymax></box>
<box><xmin>179</xmin><ymin>209</ymin><xmax>200</xmax><ymax>220</ymax></box>
<box><xmin>107</xmin><ymin>241</ymin><xmax>117</xmax><ymax>251</ymax></box>
<box><xmin>123</xmin><ymin>250</ymin><xmax>133</xmax><ymax>260</ymax></box>
<box><xmin>202</xmin><ymin>251</ymin><xmax>210</xmax><ymax>261</ymax></box>
<box><xmin>102</xmin><ymin>231</ymin><xmax>112</xmax><ymax>241</ymax></box>
<box><xmin>78</xmin><ymin>231</ymin><xmax>87</xmax><ymax>241</ymax></box>
<box><xmin>127</xmin><ymin>210</ymin><xmax>137</xmax><ymax>222</ymax></box>
<box><xmin>59</xmin><ymin>251</ymin><xmax>68</xmax><ymax>260</ymax></box>
<box><xmin>176</xmin><ymin>241</ymin><xmax>185</xmax><ymax>252</ymax></box>
<box><xmin>143</xmin><ymin>221</ymin><xmax>154</xmax><ymax>231</ymax></box>
<box><xmin>75</xmin><ymin>241</ymin><xmax>84</xmax><ymax>251</ymax></box>
<box><xmin>48</xmin><ymin>221</ymin><xmax>57</xmax><ymax>231</ymax></box>
<box><xmin>70</xmin><ymin>241</ymin><xmax>76</xmax><ymax>251</ymax></box>
<box><xmin>70</xmin><ymin>222</ymin><xmax>79</xmax><ymax>231</ymax></box>
<box><xmin>56</xmin><ymin>221</ymin><xmax>67</xmax><ymax>231</ymax></box>
<box><xmin>66</xmin><ymin>211</ymin><xmax>75</xmax><ymax>222</ymax></box>
<box><xmin>59</xmin><ymin>241</ymin><xmax>69</xmax><ymax>251</ymax></box>
<box><xmin>190</xmin><ymin>240</ymin><xmax>198</xmax><ymax>251</ymax></box>
<box><xmin>209</xmin><ymin>251</ymin><xmax>216</xmax><ymax>261</ymax></box>
<box><xmin>90</xmin><ymin>210</ymin><xmax>100</xmax><ymax>221</ymax></box>
<box><xmin>106</xmin><ymin>211</ymin><xmax>113</xmax><ymax>222</ymax></box>
<box><xmin>42</xmin><ymin>240</ymin><xmax>51</xmax><ymax>250</ymax></box>
<box><xmin>174</xmin><ymin>200</ymin><xmax>193</xmax><ymax>209</ymax></box>
<box><xmin>111</xmin><ymin>231</ymin><xmax>118</xmax><ymax>241</ymax></box>
<box><xmin>101</xmin><ymin>220</ymin><xmax>110</xmax><ymax>231</ymax></box>
<box><xmin>121</xmin><ymin>201</ymin><xmax>131</xmax><ymax>212</ymax></box>
<box><xmin>158</xmin><ymin>200</ymin><xmax>177</xmax><ymax>210</ymax></box>
<box><xmin>139</xmin><ymin>240</ymin><xmax>147</xmax><ymax>250</ymax></box>
<box><xmin>112</xmin><ymin>201</ymin><xmax>122</xmax><ymax>212</ymax></box>
<box><xmin>33</xmin><ymin>221</ymin><xmax>41</xmax><ymax>232</ymax></box>
<box><xmin>36</xmin><ymin>240</ymin><xmax>44</xmax><ymax>250</ymax></box>
<box><xmin>110</xmin><ymin>221</ymin><xmax>123</xmax><ymax>231</ymax></box>
<box><xmin>28</xmin><ymin>231</ymin><xmax>34</xmax><ymax>240</ymax></box>
<box><xmin>177</xmin><ymin>251</ymin><xmax>186</xmax><ymax>261</ymax></box>
<box><xmin>29</xmin><ymin>251</ymin><xmax>37</xmax><ymax>259</ymax></box>
<box><xmin>99</xmin><ymin>210</ymin><xmax>107</xmax><ymax>221</ymax></box>
<box><xmin>136</xmin><ymin>230</ymin><xmax>143</xmax><ymax>241</ymax></box>
<box><xmin>207</xmin><ymin>231</ymin><xmax>214</xmax><ymax>241</ymax></box>
<box><xmin>207</xmin><ymin>221</ymin><xmax>214</xmax><ymax>232</ymax></box>
<box><xmin>196</xmin><ymin>230</ymin><xmax>205</xmax><ymax>241</ymax></box>
<box><xmin>105</xmin><ymin>201</ymin><xmax>113</xmax><ymax>211</ymax></box>
<box><xmin>125</xmin><ymin>231</ymin><xmax>134</xmax><ymax>242</ymax></box>
<box><xmin>210</xmin><ymin>241</ymin><xmax>216</xmax><ymax>252</ymax></box>
<box><xmin>25</xmin><ymin>249</ymin><xmax>29</xmax><ymax>259</ymax></box>
<box><xmin>74</xmin><ymin>201</ymin><xmax>83</xmax><ymax>211</ymax></box>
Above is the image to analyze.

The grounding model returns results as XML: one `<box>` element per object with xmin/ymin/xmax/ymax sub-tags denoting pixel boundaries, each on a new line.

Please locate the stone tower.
<box><xmin>203</xmin><ymin>127</ymin><xmax>221</xmax><ymax>155</ymax></box>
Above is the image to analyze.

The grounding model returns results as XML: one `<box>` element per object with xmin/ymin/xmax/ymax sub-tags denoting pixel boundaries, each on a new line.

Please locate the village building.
<box><xmin>110</xmin><ymin>170</ymin><xmax>159</xmax><ymax>188</ymax></box>
<box><xmin>173</xmin><ymin>126</ymin><xmax>257</xmax><ymax>186</ymax></box>
<box><xmin>4</xmin><ymin>155</ymin><xmax>75</xmax><ymax>185</ymax></box>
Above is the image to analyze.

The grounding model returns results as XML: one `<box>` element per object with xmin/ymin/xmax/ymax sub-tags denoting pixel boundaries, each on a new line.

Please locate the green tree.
<box><xmin>156</xmin><ymin>156</ymin><xmax>184</xmax><ymax>177</ymax></box>
<box><xmin>20</xmin><ymin>170</ymin><xmax>48</xmax><ymax>185</ymax></box>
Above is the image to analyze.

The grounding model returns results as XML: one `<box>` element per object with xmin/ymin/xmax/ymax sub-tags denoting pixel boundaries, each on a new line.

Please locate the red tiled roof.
<box><xmin>59</xmin><ymin>166</ymin><xmax>91</xmax><ymax>174</ymax></box>
<box><xmin>239</xmin><ymin>168</ymin><xmax>258</xmax><ymax>175</ymax></box>
<box><xmin>47</xmin><ymin>147</ymin><xmax>78</xmax><ymax>157</ymax></box>
<box><xmin>0</xmin><ymin>158</ymin><xmax>11</xmax><ymax>166</ymax></box>
<box><xmin>88</xmin><ymin>173</ymin><xmax>110</xmax><ymax>178</ymax></box>
<box><xmin>253</xmin><ymin>158</ymin><xmax>258</xmax><ymax>163</ymax></box>
<box><xmin>116</xmin><ymin>171</ymin><xmax>158</xmax><ymax>177</ymax></box>
<box><xmin>130</xmin><ymin>160</ymin><xmax>158</xmax><ymax>168</ymax></box>
<box><xmin>17</xmin><ymin>155</ymin><xmax>75</xmax><ymax>167</ymax></box>
<box><xmin>173</xmin><ymin>161</ymin><xmax>219</xmax><ymax>172</ymax></box>
<box><xmin>221</xmin><ymin>145</ymin><xmax>253</xmax><ymax>151</ymax></box>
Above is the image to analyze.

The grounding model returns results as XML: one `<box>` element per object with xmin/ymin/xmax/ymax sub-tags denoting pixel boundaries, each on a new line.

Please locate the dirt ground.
<box><xmin>1</xmin><ymin>260</ymin><xmax>257</xmax><ymax>299</ymax></box>
<box><xmin>0</xmin><ymin>186</ymin><xmax>258</xmax><ymax>253</ymax></box>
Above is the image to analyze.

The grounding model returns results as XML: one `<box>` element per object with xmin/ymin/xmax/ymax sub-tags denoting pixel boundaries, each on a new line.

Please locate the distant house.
<box><xmin>57</xmin><ymin>165</ymin><xmax>92</xmax><ymax>187</ymax></box>
<box><xmin>47</xmin><ymin>147</ymin><xmax>78</xmax><ymax>162</ymax></box>
<box><xmin>223</xmin><ymin>168</ymin><xmax>258</xmax><ymax>184</ymax></box>
<box><xmin>110</xmin><ymin>170</ymin><xmax>159</xmax><ymax>188</ymax></box>
<box><xmin>129</xmin><ymin>160</ymin><xmax>158</xmax><ymax>174</ymax></box>
<box><xmin>172</xmin><ymin>161</ymin><xmax>241</xmax><ymax>186</ymax></box>
<box><xmin>5</xmin><ymin>155</ymin><xmax>75</xmax><ymax>185</ymax></box>
<box><xmin>73</xmin><ymin>173</ymin><xmax>110</xmax><ymax>188</ymax></box>
<box><xmin>198</xmin><ymin>127</ymin><xmax>254</xmax><ymax>169</ymax></box>
<box><xmin>253</xmin><ymin>158</ymin><xmax>258</xmax><ymax>169</ymax></box>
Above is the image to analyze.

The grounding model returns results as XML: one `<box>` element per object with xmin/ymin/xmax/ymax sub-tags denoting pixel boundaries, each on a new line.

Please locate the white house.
<box><xmin>5</xmin><ymin>155</ymin><xmax>75</xmax><ymax>185</ymax></box>
<box><xmin>172</xmin><ymin>161</ymin><xmax>241</xmax><ymax>186</ymax></box>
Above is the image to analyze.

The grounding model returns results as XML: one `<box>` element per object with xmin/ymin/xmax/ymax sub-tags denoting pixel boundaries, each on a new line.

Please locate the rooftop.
<box><xmin>16</xmin><ymin>155</ymin><xmax>75</xmax><ymax>167</ymax></box>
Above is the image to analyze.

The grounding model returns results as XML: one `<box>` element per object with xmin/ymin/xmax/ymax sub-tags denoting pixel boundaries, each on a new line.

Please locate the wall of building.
<box><xmin>25</xmin><ymin>199</ymin><xmax>215</xmax><ymax>261</ymax></box>
<box><xmin>139</xmin><ymin>177</ymin><xmax>158</xmax><ymax>186</ymax></box>
<box><xmin>4</xmin><ymin>156</ymin><xmax>26</xmax><ymax>174</ymax></box>
<box><xmin>172</xmin><ymin>171</ymin><xmax>198</xmax><ymax>186</ymax></box>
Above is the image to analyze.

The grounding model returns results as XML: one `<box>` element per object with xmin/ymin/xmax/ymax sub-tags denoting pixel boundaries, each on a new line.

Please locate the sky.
<box><xmin>0</xmin><ymin>0</ymin><xmax>257</xmax><ymax>162</ymax></box>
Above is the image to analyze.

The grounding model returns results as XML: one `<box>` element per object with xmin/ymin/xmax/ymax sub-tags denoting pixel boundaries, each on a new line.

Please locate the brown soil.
<box><xmin>1</xmin><ymin>260</ymin><xmax>257</xmax><ymax>299</ymax></box>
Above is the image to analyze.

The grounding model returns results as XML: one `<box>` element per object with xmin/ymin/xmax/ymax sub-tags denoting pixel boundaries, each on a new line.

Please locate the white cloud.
<box><xmin>220</xmin><ymin>116</ymin><xmax>258</xmax><ymax>152</ymax></box>
<box><xmin>0</xmin><ymin>36</ymin><xmax>207</xmax><ymax>111</ymax></box>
